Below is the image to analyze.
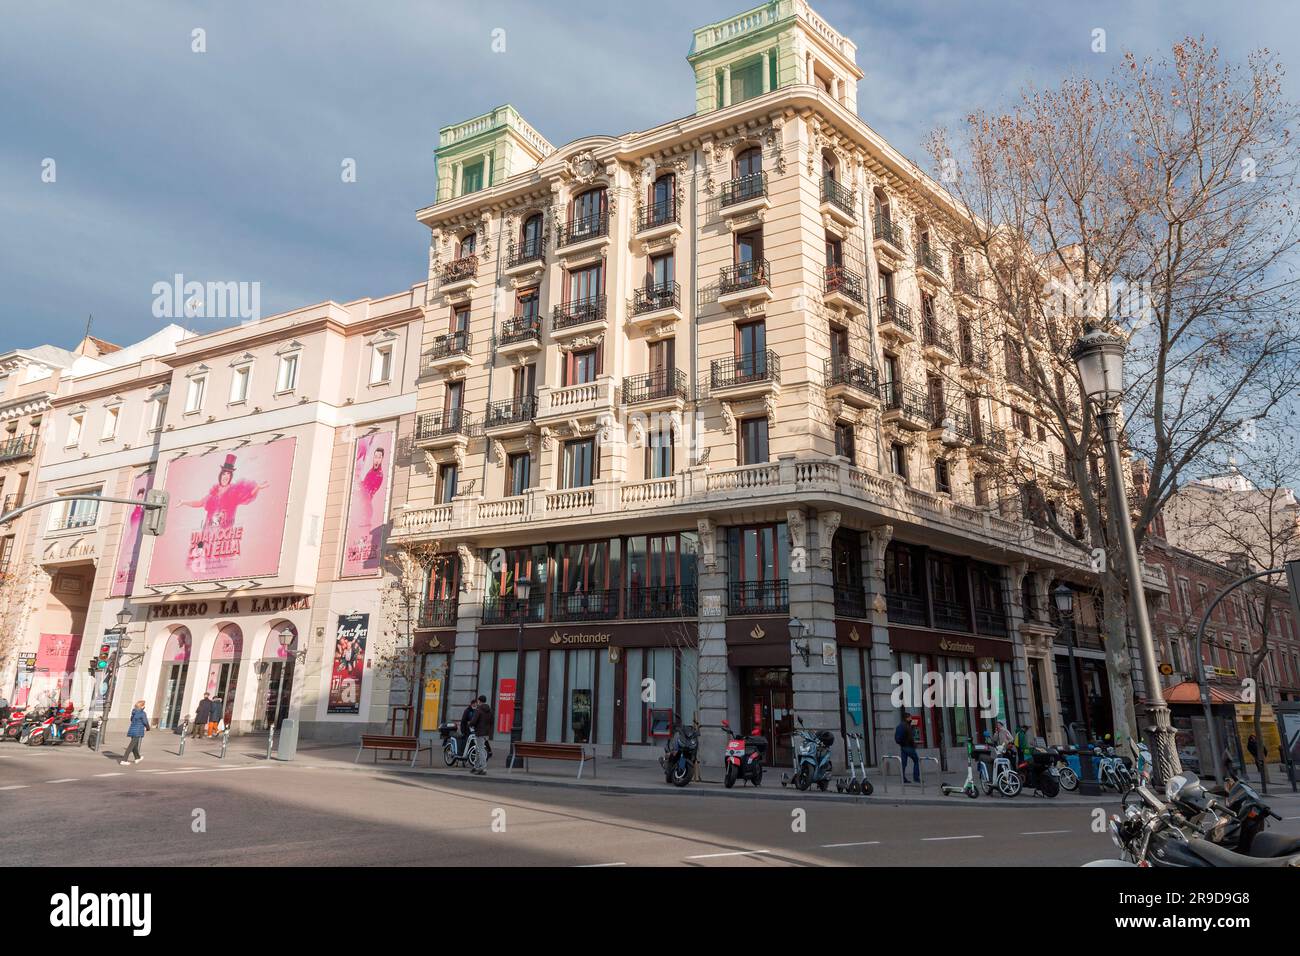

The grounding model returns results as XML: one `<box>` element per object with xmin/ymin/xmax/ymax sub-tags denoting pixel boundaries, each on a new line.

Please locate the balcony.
<box><xmin>482</xmin><ymin>395</ymin><xmax>537</xmax><ymax>437</ymax></box>
<box><xmin>418</xmin><ymin>602</ymin><xmax>459</xmax><ymax>629</ymax></box>
<box><xmin>550</xmin><ymin>588</ymin><xmax>619</xmax><ymax>622</ymax></box>
<box><xmin>873</xmin><ymin>211</ymin><xmax>905</xmax><ymax>260</ymax></box>
<box><xmin>921</xmin><ymin>317</ymin><xmax>956</xmax><ymax>364</ymax></box>
<box><xmin>729</xmin><ymin>579</ymin><xmax>788</xmax><ymax>616</ymax></box>
<box><xmin>880</xmin><ymin>381</ymin><xmax>931</xmax><ymax>431</ymax></box>
<box><xmin>958</xmin><ymin>340</ymin><xmax>992</xmax><ymax>381</ymax></box>
<box><xmin>623</xmin><ymin>369</ymin><xmax>688</xmax><ymax>410</ymax></box>
<box><xmin>710</xmin><ymin>350</ymin><xmax>780</xmax><ymax>399</ymax></box>
<box><xmin>440</xmin><ymin>255</ymin><xmax>479</xmax><ymax>295</ymax></box>
<box><xmin>823</xmin><ymin>265</ymin><xmax>866</xmax><ymax>314</ymax></box>
<box><xmin>2</xmin><ymin>493</ymin><xmax>24</xmax><ymax>514</ymax></box>
<box><xmin>954</xmin><ymin>271</ymin><xmax>980</xmax><ymax>302</ymax></box>
<box><xmin>717</xmin><ymin>259</ymin><xmax>772</xmax><ymax>308</ymax></box>
<box><xmin>423</xmin><ymin>330</ymin><xmax>473</xmax><ymax>372</ymax></box>
<box><xmin>931</xmin><ymin>406</ymin><xmax>975</xmax><ymax>447</ymax></box>
<box><xmin>630</xmin><ymin>281</ymin><xmax>683</xmax><ymax>329</ymax></box>
<box><xmin>1047</xmin><ymin>451</ymin><xmax>1074</xmax><ymax>489</ymax></box>
<box><xmin>972</xmin><ymin>425</ymin><xmax>1009</xmax><ymax>460</ymax></box>
<box><xmin>637</xmin><ymin>196</ymin><xmax>681</xmax><ymax>243</ymax></box>
<box><xmin>824</xmin><ymin>356</ymin><xmax>880</xmax><ymax>409</ymax></box>
<box><xmin>886</xmin><ymin>592</ymin><xmax>927</xmax><ymax>627</ymax></box>
<box><xmin>820</xmin><ymin>178</ymin><xmax>857</xmax><ymax>229</ymax></box>
<box><xmin>719</xmin><ymin>172</ymin><xmax>769</xmax><ymax>219</ymax></box>
<box><xmin>536</xmin><ymin>375</ymin><xmax>617</xmax><ymax>424</ymax></box>
<box><xmin>916</xmin><ymin>243</ymin><xmax>945</xmax><ymax>283</ymax></box>
<box><xmin>496</xmin><ymin>314</ymin><xmax>542</xmax><ymax>356</ymax></box>
<box><xmin>834</xmin><ymin>584</ymin><xmax>868</xmax><ymax>619</ymax></box>
<box><xmin>0</xmin><ymin>434</ymin><xmax>37</xmax><ymax>463</ymax></box>
<box><xmin>414</xmin><ymin>408</ymin><xmax>474</xmax><ymax>448</ymax></box>
<box><xmin>624</xmin><ymin>584</ymin><xmax>698</xmax><ymax>620</ymax></box>
<box><xmin>482</xmin><ymin>594</ymin><xmax>546</xmax><ymax>626</ymax></box>
<box><xmin>1006</xmin><ymin>363</ymin><xmax>1038</xmax><ymax>398</ymax></box>
<box><xmin>505</xmin><ymin>236</ymin><xmax>546</xmax><ymax>275</ymax></box>
<box><xmin>551</xmin><ymin>295</ymin><xmax>607</xmax><ymax>338</ymax></box>
<box><xmin>557</xmin><ymin>212</ymin><xmax>609</xmax><ymax>251</ymax></box>
<box><xmin>876</xmin><ymin>296</ymin><xmax>915</xmax><ymax>343</ymax></box>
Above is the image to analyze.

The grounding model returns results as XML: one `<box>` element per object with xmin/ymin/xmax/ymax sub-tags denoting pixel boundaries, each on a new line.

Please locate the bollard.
<box><xmin>219</xmin><ymin>728</ymin><xmax>229</xmax><ymax>759</ymax></box>
<box><xmin>277</xmin><ymin>718</ymin><xmax>299</xmax><ymax>761</ymax></box>
<box><xmin>178</xmin><ymin>733</ymin><xmax>187</xmax><ymax>757</ymax></box>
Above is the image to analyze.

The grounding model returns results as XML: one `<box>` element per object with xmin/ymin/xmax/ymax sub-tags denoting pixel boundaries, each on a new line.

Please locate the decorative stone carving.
<box><xmin>490</xmin><ymin>439</ymin><xmax>505</xmax><ymax>465</ymax></box>
<box><xmin>701</xmin><ymin>141</ymin><xmax>716</xmax><ymax>194</ymax></box>
<box><xmin>697</xmin><ymin>518</ymin><xmax>717</xmax><ymax>571</ymax></box>
<box><xmin>539</xmin><ymin>426</ymin><xmax>553</xmax><ymax>451</ymax></box>
<box><xmin>818</xmin><ymin>511</ymin><xmax>841</xmax><ymax>568</ymax></box>
<box><xmin>764</xmin><ymin>393</ymin><xmax>777</xmax><ymax>431</ymax></box>
<box><xmin>452</xmin><ymin>444</ymin><xmax>465</xmax><ymax>470</ymax></box>
<box><xmin>719</xmin><ymin>401</ymin><xmax>736</xmax><ymax>434</ymax></box>
<box><xmin>478</xmin><ymin>213</ymin><xmax>493</xmax><ymax>260</ymax></box>
<box><xmin>565</xmin><ymin>150</ymin><xmax>600</xmax><ymax>184</ymax></box>
<box><xmin>786</xmin><ymin>509</ymin><xmax>807</xmax><ymax>555</ymax></box>
<box><xmin>457</xmin><ymin>544</ymin><xmax>476</xmax><ymax>588</ymax></box>
<box><xmin>866</xmin><ymin>524</ymin><xmax>894</xmax><ymax>570</ymax></box>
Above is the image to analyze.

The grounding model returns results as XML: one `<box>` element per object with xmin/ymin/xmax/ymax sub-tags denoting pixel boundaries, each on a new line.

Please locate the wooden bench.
<box><xmin>355</xmin><ymin>733</ymin><xmax>431</xmax><ymax>768</ymax></box>
<box><xmin>508</xmin><ymin>741</ymin><xmax>597</xmax><ymax>779</ymax></box>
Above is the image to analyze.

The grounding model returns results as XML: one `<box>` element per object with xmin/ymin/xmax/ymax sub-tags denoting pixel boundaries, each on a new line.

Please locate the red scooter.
<box><xmin>721</xmin><ymin>720</ymin><xmax>767</xmax><ymax>788</ymax></box>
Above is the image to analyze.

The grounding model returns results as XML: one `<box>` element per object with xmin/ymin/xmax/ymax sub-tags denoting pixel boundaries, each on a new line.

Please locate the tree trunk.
<box><xmin>1101</xmin><ymin>569</ymin><xmax>1139</xmax><ymax>745</ymax></box>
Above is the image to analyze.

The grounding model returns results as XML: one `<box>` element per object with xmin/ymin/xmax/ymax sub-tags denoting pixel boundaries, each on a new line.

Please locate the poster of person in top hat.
<box><xmin>146</xmin><ymin>438</ymin><xmax>297</xmax><ymax>585</ymax></box>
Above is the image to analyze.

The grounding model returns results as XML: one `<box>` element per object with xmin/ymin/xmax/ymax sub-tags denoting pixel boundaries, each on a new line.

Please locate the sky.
<box><xmin>2</xmin><ymin>0</ymin><xmax>1298</xmax><ymax>348</ymax></box>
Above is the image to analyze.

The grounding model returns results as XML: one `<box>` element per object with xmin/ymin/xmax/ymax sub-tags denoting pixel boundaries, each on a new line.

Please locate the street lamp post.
<box><xmin>509</xmin><ymin>578</ymin><xmax>531</xmax><ymax>770</ymax></box>
<box><xmin>266</xmin><ymin>625</ymin><xmax>296</xmax><ymax>760</ymax></box>
<box><xmin>1071</xmin><ymin>325</ymin><xmax>1180</xmax><ymax>785</ymax></box>
<box><xmin>92</xmin><ymin>608</ymin><xmax>135</xmax><ymax>753</ymax></box>
<box><xmin>1053</xmin><ymin>584</ymin><xmax>1086</xmax><ymax>744</ymax></box>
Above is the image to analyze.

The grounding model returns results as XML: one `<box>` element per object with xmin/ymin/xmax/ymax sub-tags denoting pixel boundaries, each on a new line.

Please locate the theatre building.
<box><xmin>395</xmin><ymin>0</ymin><xmax>1098</xmax><ymax>768</ymax></box>
<box><xmin>29</xmin><ymin>289</ymin><xmax>426</xmax><ymax>740</ymax></box>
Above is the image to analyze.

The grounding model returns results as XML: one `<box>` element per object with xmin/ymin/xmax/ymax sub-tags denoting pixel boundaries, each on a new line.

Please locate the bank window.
<box><xmin>563</xmin><ymin>438</ymin><xmax>597</xmax><ymax>488</ymax></box>
<box><xmin>229</xmin><ymin>365</ymin><xmax>251</xmax><ymax>404</ymax></box>
<box><xmin>276</xmin><ymin>353</ymin><xmax>299</xmax><ymax>393</ymax></box>
<box><xmin>625</xmin><ymin>647</ymin><xmax>697</xmax><ymax>744</ymax></box>
<box><xmin>66</xmin><ymin>413</ymin><xmax>84</xmax><ymax>447</ymax></box>
<box><xmin>370</xmin><ymin>343</ymin><xmax>393</xmax><ymax>385</ymax></box>
<box><xmin>738</xmin><ymin>417</ymin><xmax>769</xmax><ymax>464</ymax></box>
<box><xmin>507</xmin><ymin>452</ymin><xmax>531</xmax><ymax>497</ymax></box>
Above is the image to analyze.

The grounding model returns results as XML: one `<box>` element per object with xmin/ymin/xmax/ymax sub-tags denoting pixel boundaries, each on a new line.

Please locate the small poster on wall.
<box><xmin>328</xmin><ymin>613</ymin><xmax>369</xmax><ymax>715</ymax></box>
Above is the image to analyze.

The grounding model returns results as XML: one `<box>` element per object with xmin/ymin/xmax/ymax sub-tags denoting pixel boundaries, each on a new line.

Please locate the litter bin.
<box><xmin>276</xmin><ymin>718</ymin><xmax>300</xmax><ymax>761</ymax></box>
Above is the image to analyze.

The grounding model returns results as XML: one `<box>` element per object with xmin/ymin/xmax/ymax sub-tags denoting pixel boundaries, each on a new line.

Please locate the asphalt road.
<box><xmin>5</xmin><ymin>743</ymin><xmax>1299</xmax><ymax>867</ymax></box>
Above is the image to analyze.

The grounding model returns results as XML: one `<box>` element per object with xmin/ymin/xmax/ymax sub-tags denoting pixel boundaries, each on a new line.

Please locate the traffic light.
<box><xmin>97</xmin><ymin>644</ymin><xmax>112</xmax><ymax>670</ymax></box>
<box><xmin>143</xmin><ymin>489</ymin><xmax>169</xmax><ymax>536</ymax></box>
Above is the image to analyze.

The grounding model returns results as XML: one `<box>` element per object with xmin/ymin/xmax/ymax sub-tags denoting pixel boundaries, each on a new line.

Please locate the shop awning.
<box><xmin>1163</xmin><ymin>681</ymin><xmax>1244</xmax><ymax>705</ymax></box>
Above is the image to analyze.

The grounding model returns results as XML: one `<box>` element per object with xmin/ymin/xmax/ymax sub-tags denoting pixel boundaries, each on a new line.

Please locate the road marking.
<box><xmin>0</xmin><ymin>785</ymin><xmax>29</xmax><ymax>791</ymax></box>
<box><xmin>685</xmin><ymin>849</ymin><xmax>770</xmax><ymax>859</ymax></box>
<box><xmin>93</xmin><ymin>772</ymin><xmax>123</xmax><ymax>778</ymax></box>
<box><xmin>922</xmin><ymin>835</ymin><xmax>983</xmax><ymax>842</ymax></box>
<box><xmin>1020</xmin><ymin>830</ymin><xmax>1071</xmax><ymax>836</ymax></box>
<box><xmin>153</xmin><ymin>765</ymin><xmax>271</xmax><ymax>776</ymax></box>
<box><xmin>46</xmin><ymin>778</ymin><xmax>78</xmax><ymax>784</ymax></box>
<box><xmin>1283</xmin><ymin>816</ymin><xmax>1300</xmax><ymax>821</ymax></box>
<box><xmin>821</xmin><ymin>841</ymin><xmax>881</xmax><ymax>848</ymax></box>
<box><xmin>575</xmin><ymin>862</ymin><xmax>626</xmax><ymax>867</ymax></box>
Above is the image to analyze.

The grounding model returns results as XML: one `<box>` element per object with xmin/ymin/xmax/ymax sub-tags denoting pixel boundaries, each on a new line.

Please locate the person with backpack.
<box><xmin>470</xmin><ymin>695</ymin><xmax>493</xmax><ymax>775</ymax></box>
<box><xmin>895</xmin><ymin>710</ymin><xmax>920</xmax><ymax>783</ymax></box>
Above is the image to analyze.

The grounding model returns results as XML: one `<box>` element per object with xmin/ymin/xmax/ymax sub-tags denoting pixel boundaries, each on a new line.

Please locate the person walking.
<box><xmin>1247</xmin><ymin>733</ymin><xmax>1267</xmax><ymax>780</ymax></box>
<box><xmin>121</xmin><ymin>700</ymin><xmax>149</xmax><ymax>766</ymax></box>
<box><xmin>207</xmin><ymin>697</ymin><xmax>222</xmax><ymax>737</ymax></box>
<box><xmin>895</xmin><ymin>710</ymin><xmax>920</xmax><ymax>783</ymax></box>
<box><xmin>193</xmin><ymin>693</ymin><xmax>212</xmax><ymax>738</ymax></box>
<box><xmin>470</xmin><ymin>695</ymin><xmax>493</xmax><ymax>775</ymax></box>
<box><xmin>458</xmin><ymin>697</ymin><xmax>477</xmax><ymax>759</ymax></box>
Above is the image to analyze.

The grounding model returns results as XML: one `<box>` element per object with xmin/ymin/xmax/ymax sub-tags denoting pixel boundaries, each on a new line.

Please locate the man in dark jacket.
<box><xmin>470</xmin><ymin>695</ymin><xmax>493</xmax><ymax>775</ymax></box>
<box><xmin>458</xmin><ymin>699</ymin><xmax>477</xmax><ymax>757</ymax></box>
<box><xmin>193</xmin><ymin>694</ymin><xmax>212</xmax><ymax>738</ymax></box>
<box><xmin>895</xmin><ymin>710</ymin><xmax>920</xmax><ymax>783</ymax></box>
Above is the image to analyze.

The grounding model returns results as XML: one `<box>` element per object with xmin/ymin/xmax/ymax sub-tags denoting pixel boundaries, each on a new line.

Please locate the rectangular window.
<box><xmin>370</xmin><ymin>344</ymin><xmax>393</xmax><ymax>384</ymax></box>
<box><xmin>229</xmin><ymin>366</ymin><xmax>251</xmax><ymax>403</ymax></box>
<box><xmin>460</xmin><ymin>160</ymin><xmax>484</xmax><ymax>195</ymax></box>
<box><xmin>935</xmin><ymin>458</ymin><xmax>952</xmax><ymax>495</ymax></box>
<box><xmin>890</xmin><ymin>442</ymin><xmax>908</xmax><ymax>482</ymax></box>
<box><xmin>66</xmin><ymin>414</ymin><xmax>84</xmax><ymax>447</ymax></box>
<box><xmin>52</xmin><ymin>489</ymin><xmax>101</xmax><ymax>531</ymax></box>
<box><xmin>437</xmin><ymin>463</ymin><xmax>458</xmax><ymax>504</ymax></box>
<box><xmin>185</xmin><ymin>376</ymin><xmax>206</xmax><ymax>413</ymax></box>
<box><xmin>646</xmin><ymin>424</ymin><xmax>674</xmax><ymax>478</ymax></box>
<box><xmin>738</xmin><ymin>417</ymin><xmax>769</xmax><ymax>465</ymax></box>
<box><xmin>517</xmin><ymin>288</ymin><xmax>539</xmax><ymax>323</ymax></box>
<box><xmin>100</xmin><ymin>407</ymin><xmax>120</xmax><ymax>441</ymax></box>
<box><xmin>563</xmin><ymin>438</ymin><xmax>597</xmax><ymax>488</ymax></box>
<box><xmin>150</xmin><ymin>398</ymin><xmax>167</xmax><ymax>431</ymax></box>
<box><xmin>276</xmin><ymin>354</ymin><xmax>299</xmax><ymax>393</ymax></box>
<box><xmin>507</xmin><ymin>453</ymin><xmax>531</xmax><ymax>497</ymax></box>
<box><xmin>834</xmin><ymin>421</ymin><xmax>855</xmax><ymax>460</ymax></box>
<box><xmin>564</xmin><ymin>348</ymin><xmax>598</xmax><ymax>387</ymax></box>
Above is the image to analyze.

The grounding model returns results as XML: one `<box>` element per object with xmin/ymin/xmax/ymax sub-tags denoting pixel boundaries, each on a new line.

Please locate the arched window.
<box><xmin>821</xmin><ymin>149</ymin><xmax>838</xmax><ymax>182</ymax></box>
<box><xmin>647</xmin><ymin>173</ymin><xmax>676</xmax><ymax>228</ymax></box>
<box><xmin>520</xmin><ymin>213</ymin><xmax>543</xmax><ymax>259</ymax></box>
<box><xmin>457</xmin><ymin>231</ymin><xmax>477</xmax><ymax>259</ymax></box>
<box><xmin>734</xmin><ymin>146</ymin><xmax>762</xmax><ymax>179</ymax></box>
<box><xmin>873</xmin><ymin>187</ymin><xmax>890</xmax><ymax>221</ymax></box>
<box><xmin>571</xmin><ymin>188</ymin><xmax>607</xmax><ymax>227</ymax></box>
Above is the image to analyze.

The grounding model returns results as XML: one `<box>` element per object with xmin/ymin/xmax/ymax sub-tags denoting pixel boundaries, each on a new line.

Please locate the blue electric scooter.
<box><xmin>781</xmin><ymin>716</ymin><xmax>835</xmax><ymax>792</ymax></box>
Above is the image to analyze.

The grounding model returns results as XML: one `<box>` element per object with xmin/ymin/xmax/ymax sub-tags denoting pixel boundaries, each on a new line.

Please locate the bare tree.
<box><xmin>0</xmin><ymin>560</ymin><xmax>40</xmax><ymax>700</ymax></box>
<box><xmin>922</xmin><ymin>38</ymin><xmax>1300</xmax><ymax>741</ymax></box>
<box><xmin>374</xmin><ymin>539</ymin><xmax>446</xmax><ymax>733</ymax></box>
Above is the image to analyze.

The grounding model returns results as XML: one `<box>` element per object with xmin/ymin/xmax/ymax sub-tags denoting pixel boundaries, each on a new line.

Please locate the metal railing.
<box><xmin>638</xmin><ymin>196</ymin><xmax>679</xmax><ymax>231</ymax></box>
<box><xmin>877</xmin><ymin>296</ymin><xmax>914</xmax><ymax>334</ymax></box>
<box><xmin>550</xmin><ymin>588</ymin><xmax>619</xmax><ymax>622</ymax></box>
<box><xmin>821</xmin><ymin>178</ymin><xmax>856</xmax><ymax>216</ymax></box>
<box><xmin>424</xmin><ymin>330</ymin><xmax>472</xmax><ymax>364</ymax></box>
<box><xmin>834</xmin><ymin>584</ymin><xmax>867</xmax><ymax>618</ymax></box>
<box><xmin>552</xmin><ymin>295</ymin><xmax>606</xmax><ymax>330</ymax></box>
<box><xmin>483</xmin><ymin>395</ymin><xmax>537</xmax><ymax>429</ymax></box>
<box><xmin>441</xmin><ymin>255</ymin><xmax>478</xmax><ymax>284</ymax></box>
<box><xmin>50</xmin><ymin>504</ymin><xmax>100</xmax><ymax>532</ymax></box>
<box><xmin>557</xmin><ymin>211</ymin><xmax>609</xmax><ymax>246</ymax></box>
<box><xmin>959</xmin><ymin>338</ymin><xmax>990</xmax><ymax>371</ymax></box>
<box><xmin>824</xmin><ymin>265</ymin><xmax>864</xmax><ymax>304</ymax></box>
<box><xmin>624</xmin><ymin>584</ymin><xmax>698</xmax><ymax>619</ymax></box>
<box><xmin>623</xmin><ymin>368</ymin><xmax>688</xmax><ymax>404</ymax></box>
<box><xmin>873</xmin><ymin>210</ymin><xmax>904</xmax><ymax>249</ymax></box>
<box><xmin>975</xmin><ymin>607</ymin><xmax>1009</xmax><ymax>637</ymax></box>
<box><xmin>728</xmin><ymin>579</ymin><xmax>788</xmax><ymax>615</ymax></box>
<box><xmin>415</xmin><ymin>407</ymin><xmax>474</xmax><ymax>441</ymax></box>
<box><xmin>710</xmin><ymin>350</ymin><xmax>780</xmax><ymax>390</ymax></box>
<box><xmin>2</xmin><ymin>493</ymin><xmax>23</xmax><ymax>513</ymax></box>
<box><xmin>482</xmin><ymin>594</ymin><xmax>546</xmax><ymax>625</ymax></box>
<box><xmin>881</xmin><ymin>381</ymin><xmax>931</xmax><ymax>422</ymax></box>
<box><xmin>955</xmin><ymin>271</ymin><xmax>979</xmax><ymax>297</ymax></box>
<box><xmin>719</xmin><ymin>259</ymin><xmax>770</xmax><ymax>295</ymax></box>
<box><xmin>886</xmin><ymin>592</ymin><xmax>927</xmax><ymax>626</ymax></box>
<box><xmin>974</xmin><ymin>425</ymin><xmax>1009</xmax><ymax>456</ymax></box>
<box><xmin>507</xmin><ymin>236</ymin><xmax>545</xmax><ymax>268</ymax></box>
<box><xmin>498</xmin><ymin>313</ymin><xmax>541</xmax><ymax>347</ymax></box>
<box><xmin>917</xmin><ymin>243</ymin><xmax>945</xmax><ymax>278</ymax></box>
<box><xmin>0</xmin><ymin>435</ymin><xmax>37</xmax><ymax>462</ymax></box>
<box><xmin>632</xmin><ymin>281</ymin><xmax>681</xmax><ymax>315</ymax></box>
<box><xmin>934</xmin><ymin>406</ymin><xmax>974</xmax><ymax>443</ymax></box>
<box><xmin>418</xmin><ymin>602</ymin><xmax>459</xmax><ymax>629</ymax></box>
<box><xmin>720</xmin><ymin>172</ymin><xmax>766</xmax><ymax>207</ymax></box>
<box><xmin>922</xmin><ymin>317</ymin><xmax>955</xmax><ymax>356</ymax></box>
<box><xmin>933</xmin><ymin>598</ymin><xmax>969</xmax><ymax>632</ymax></box>
<box><xmin>825</xmin><ymin>355</ymin><xmax>878</xmax><ymax>395</ymax></box>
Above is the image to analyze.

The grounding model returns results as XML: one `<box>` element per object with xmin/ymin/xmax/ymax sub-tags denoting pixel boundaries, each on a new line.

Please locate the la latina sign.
<box><xmin>148</xmin><ymin>595</ymin><xmax>312</xmax><ymax>620</ymax></box>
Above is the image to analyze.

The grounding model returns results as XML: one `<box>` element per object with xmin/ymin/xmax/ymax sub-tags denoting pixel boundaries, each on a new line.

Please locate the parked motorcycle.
<box><xmin>659</xmin><ymin>720</ymin><xmax>699</xmax><ymax>787</ymax></box>
<box><xmin>1048</xmin><ymin>745</ymin><xmax>1079</xmax><ymax>791</ymax></box>
<box><xmin>720</xmin><ymin>720</ymin><xmax>766</xmax><ymax>788</ymax></box>
<box><xmin>2</xmin><ymin>707</ymin><xmax>34</xmax><ymax>741</ymax></box>
<box><xmin>783</xmin><ymin>717</ymin><xmax>834</xmax><ymax>792</ymax></box>
<box><xmin>437</xmin><ymin>722</ymin><xmax>483</xmax><ymax>768</ymax></box>
<box><xmin>26</xmin><ymin>711</ymin><xmax>83</xmax><ymax>747</ymax></box>
<box><xmin>1015</xmin><ymin>748</ymin><xmax>1060</xmax><ymax>798</ymax></box>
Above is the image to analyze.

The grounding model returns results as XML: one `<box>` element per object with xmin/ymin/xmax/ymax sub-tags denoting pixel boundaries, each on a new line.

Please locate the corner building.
<box><xmin>399</xmin><ymin>0</ymin><xmax>1095</xmax><ymax>769</ymax></box>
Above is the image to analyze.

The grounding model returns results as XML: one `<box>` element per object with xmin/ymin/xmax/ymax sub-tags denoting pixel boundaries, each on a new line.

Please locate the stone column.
<box><xmin>450</xmin><ymin>545</ymin><xmax>483</xmax><ymax>706</ymax></box>
<box><xmin>788</xmin><ymin>508</ymin><xmax>840</xmax><ymax>736</ymax></box>
<box><xmin>722</xmin><ymin>65</ymin><xmax>732</xmax><ymax>107</ymax></box>
<box><xmin>1005</xmin><ymin>561</ymin><xmax>1033</xmax><ymax>738</ymax></box>
<box><xmin>695</xmin><ymin>517</ymin><xmax>730</xmax><ymax>763</ymax></box>
<box><xmin>863</xmin><ymin>524</ymin><xmax>895</xmax><ymax>765</ymax></box>
<box><xmin>760</xmin><ymin>50</ymin><xmax>771</xmax><ymax>94</ymax></box>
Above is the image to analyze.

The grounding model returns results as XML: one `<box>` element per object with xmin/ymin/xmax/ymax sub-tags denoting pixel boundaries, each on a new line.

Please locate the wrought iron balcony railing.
<box><xmin>0</xmin><ymin>434</ymin><xmax>37</xmax><ymax>462</ymax></box>
<box><xmin>877</xmin><ymin>296</ymin><xmax>914</xmax><ymax>334</ymax></box>
<box><xmin>415</xmin><ymin>407</ymin><xmax>474</xmax><ymax>441</ymax></box>
<box><xmin>441</xmin><ymin>255</ymin><xmax>478</xmax><ymax>284</ymax></box>
<box><xmin>482</xmin><ymin>594</ymin><xmax>546</xmax><ymax>625</ymax></box>
<box><xmin>424</xmin><ymin>330</ymin><xmax>472</xmax><ymax>365</ymax></box>
<box><xmin>623</xmin><ymin>368</ymin><xmax>688</xmax><ymax>405</ymax></box>
<box><xmin>955</xmin><ymin>271</ymin><xmax>979</xmax><ymax>297</ymax></box>
<box><xmin>917</xmin><ymin>243</ymin><xmax>945</xmax><ymax>278</ymax></box>
<box><xmin>974</xmin><ymin>425</ymin><xmax>1009</xmax><ymax>456</ymax></box>
<box><xmin>638</xmin><ymin>196</ymin><xmax>679</xmax><ymax>232</ymax></box>
<box><xmin>557</xmin><ymin>211</ymin><xmax>609</xmax><ymax>246</ymax></box>
<box><xmin>728</xmin><ymin>579</ymin><xmax>788</xmax><ymax>616</ymax></box>
<box><xmin>933</xmin><ymin>407</ymin><xmax>974</xmax><ymax>442</ymax></box>
<box><xmin>507</xmin><ymin>236</ymin><xmax>546</xmax><ymax>269</ymax></box>
<box><xmin>922</xmin><ymin>318</ymin><xmax>955</xmax><ymax>356</ymax></box>
<box><xmin>882</xmin><ymin>381</ymin><xmax>931</xmax><ymax>422</ymax></box>
<box><xmin>484</xmin><ymin>395</ymin><xmax>537</xmax><ymax>429</ymax></box>
<box><xmin>824</xmin><ymin>355</ymin><xmax>879</xmax><ymax>395</ymax></box>
<box><xmin>418</xmin><ymin>602</ymin><xmax>459</xmax><ymax>629</ymax></box>
<box><xmin>873</xmin><ymin>211</ymin><xmax>904</xmax><ymax>249</ymax></box>
<box><xmin>821</xmin><ymin>178</ymin><xmax>856</xmax><ymax>216</ymax></box>
<box><xmin>720</xmin><ymin>172</ymin><xmax>766</xmax><ymax>207</ymax></box>
<box><xmin>552</xmin><ymin>295</ymin><xmax>606</xmax><ymax>331</ymax></box>
<box><xmin>550</xmin><ymin>588</ymin><xmax>620</xmax><ymax>622</ymax></box>
<box><xmin>719</xmin><ymin>259</ymin><xmax>770</xmax><ymax>296</ymax></box>
<box><xmin>959</xmin><ymin>338</ymin><xmax>991</xmax><ymax>371</ymax></box>
<box><xmin>498</xmin><ymin>313</ymin><xmax>542</xmax><ymax>347</ymax></box>
<box><xmin>632</xmin><ymin>281</ymin><xmax>681</xmax><ymax>315</ymax></box>
<box><xmin>710</xmin><ymin>350</ymin><xmax>780</xmax><ymax>391</ymax></box>
<box><xmin>834</xmin><ymin>584</ymin><xmax>867</xmax><ymax>618</ymax></box>
<box><xmin>824</xmin><ymin>265</ymin><xmax>864</xmax><ymax>304</ymax></box>
<box><xmin>624</xmin><ymin>584</ymin><xmax>698</xmax><ymax>620</ymax></box>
